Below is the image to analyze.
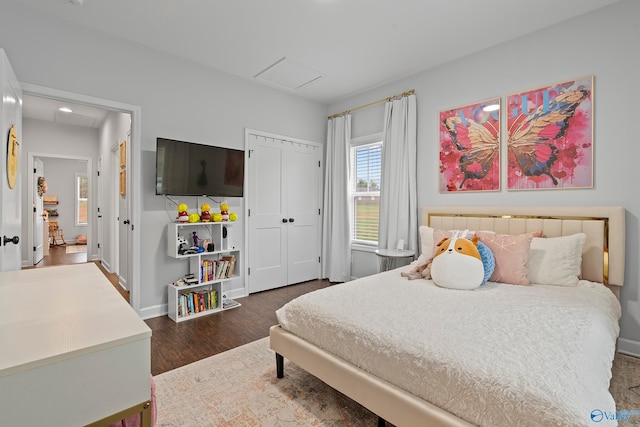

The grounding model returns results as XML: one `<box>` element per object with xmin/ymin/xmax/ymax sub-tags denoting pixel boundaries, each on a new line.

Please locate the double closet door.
<box><xmin>247</xmin><ymin>132</ymin><xmax>322</xmax><ymax>293</ymax></box>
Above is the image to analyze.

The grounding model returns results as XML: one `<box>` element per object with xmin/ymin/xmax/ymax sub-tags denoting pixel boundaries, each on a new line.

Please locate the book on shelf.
<box><xmin>199</xmin><ymin>255</ymin><xmax>236</xmax><ymax>282</ymax></box>
<box><xmin>178</xmin><ymin>289</ymin><xmax>218</xmax><ymax>318</ymax></box>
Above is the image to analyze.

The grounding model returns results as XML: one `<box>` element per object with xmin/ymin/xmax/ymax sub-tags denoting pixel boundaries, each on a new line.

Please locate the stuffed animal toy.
<box><xmin>177</xmin><ymin>203</ymin><xmax>189</xmax><ymax>223</ymax></box>
<box><xmin>431</xmin><ymin>233</ymin><xmax>495</xmax><ymax>290</ymax></box>
<box><xmin>200</xmin><ymin>203</ymin><xmax>211</xmax><ymax>222</ymax></box>
<box><xmin>220</xmin><ymin>202</ymin><xmax>230</xmax><ymax>221</ymax></box>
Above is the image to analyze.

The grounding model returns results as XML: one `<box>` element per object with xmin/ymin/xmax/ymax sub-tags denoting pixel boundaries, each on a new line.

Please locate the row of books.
<box><xmin>178</xmin><ymin>289</ymin><xmax>218</xmax><ymax>317</ymax></box>
<box><xmin>200</xmin><ymin>255</ymin><xmax>236</xmax><ymax>282</ymax></box>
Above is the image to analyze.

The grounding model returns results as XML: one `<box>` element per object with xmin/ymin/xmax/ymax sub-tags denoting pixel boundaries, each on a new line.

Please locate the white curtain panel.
<box><xmin>322</xmin><ymin>115</ymin><xmax>352</xmax><ymax>283</ymax></box>
<box><xmin>378</xmin><ymin>94</ymin><xmax>417</xmax><ymax>252</ymax></box>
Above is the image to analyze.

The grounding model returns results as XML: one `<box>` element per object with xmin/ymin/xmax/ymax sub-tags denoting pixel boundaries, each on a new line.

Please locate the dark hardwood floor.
<box><xmin>25</xmin><ymin>246</ymin><xmax>332</xmax><ymax>376</ymax></box>
<box><xmin>146</xmin><ymin>279</ymin><xmax>333</xmax><ymax>375</ymax></box>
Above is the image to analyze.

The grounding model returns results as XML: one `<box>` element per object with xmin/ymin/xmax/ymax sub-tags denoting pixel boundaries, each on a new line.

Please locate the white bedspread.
<box><xmin>276</xmin><ymin>267</ymin><xmax>621</xmax><ymax>427</ymax></box>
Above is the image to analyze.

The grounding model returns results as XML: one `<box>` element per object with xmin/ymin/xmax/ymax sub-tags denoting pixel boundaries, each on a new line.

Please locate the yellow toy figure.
<box><xmin>220</xmin><ymin>202</ymin><xmax>230</xmax><ymax>222</ymax></box>
<box><xmin>229</xmin><ymin>212</ymin><xmax>238</xmax><ymax>221</ymax></box>
<box><xmin>212</xmin><ymin>213</ymin><xmax>223</xmax><ymax>222</ymax></box>
<box><xmin>188</xmin><ymin>213</ymin><xmax>200</xmax><ymax>223</ymax></box>
<box><xmin>177</xmin><ymin>203</ymin><xmax>189</xmax><ymax>223</ymax></box>
<box><xmin>200</xmin><ymin>203</ymin><xmax>211</xmax><ymax>222</ymax></box>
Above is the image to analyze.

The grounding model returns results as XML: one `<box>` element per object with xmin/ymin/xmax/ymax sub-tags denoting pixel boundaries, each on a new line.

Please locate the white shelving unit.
<box><xmin>167</xmin><ymin>221</ymin><xmax>241</xmax><ymax>322</ymax></box>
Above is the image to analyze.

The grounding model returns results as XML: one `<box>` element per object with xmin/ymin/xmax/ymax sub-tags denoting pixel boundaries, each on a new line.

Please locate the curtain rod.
<box><xmin>327</xmin><ymin>89</ymin><xmax>415</xmax><ymax>120</ymax></box>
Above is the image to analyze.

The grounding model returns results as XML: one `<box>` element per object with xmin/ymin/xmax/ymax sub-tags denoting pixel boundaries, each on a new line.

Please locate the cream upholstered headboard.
<box><xmin>421</xmin><ymin>206</ymin><xmax>625</xmax><ymax>298</ymax></box>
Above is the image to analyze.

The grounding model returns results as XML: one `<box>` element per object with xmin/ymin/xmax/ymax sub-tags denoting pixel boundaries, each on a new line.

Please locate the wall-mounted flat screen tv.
<box><xmin>155</xmin><ymin>137</ymin><xmax>244</xmax><ymax>197</ymax></box>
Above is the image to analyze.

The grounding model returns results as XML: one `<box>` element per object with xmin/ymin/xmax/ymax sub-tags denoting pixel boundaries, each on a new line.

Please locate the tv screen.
<box><xmin>155</xmin><ymin>138</ymin><xmax>244</xmax><ymax>197</ymax></box>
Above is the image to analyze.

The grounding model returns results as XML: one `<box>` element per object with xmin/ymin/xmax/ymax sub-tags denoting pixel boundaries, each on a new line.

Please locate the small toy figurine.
<box><xmin>177</xmin><ymin>203</ymin><xmax>189</xmax><ymax>222</ymax></box>
<box><xmin>212</xmin><ymin>213</ymin><xmax>223</xmax><ymax>222</ymax></box>
<box><xmin>188</xmin><ymin>213</ymin><xmax>200</xmax><ymax>223</ymax></box>
<box><xmin>229</xmin><ymin>212</ymin><xmax>238</xmax><ymax>221</ymax></box>
<box><xmin>200</xmin><ymin>203</ymin><xmax>211</xmax><ymax>222</ymax></box>
<box><xmin>192</xmin><ymin>231</ymin><xmax>199</xmax><ymax>247</ymax></box>
<box><xmin>220</xmin><ymin>201</ymin><xmax>230</xmax><ymax>221</ymax></box>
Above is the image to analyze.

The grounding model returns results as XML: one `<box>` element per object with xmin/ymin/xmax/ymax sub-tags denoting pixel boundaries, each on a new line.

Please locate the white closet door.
<box><xmin>247</xmin><ymin>132</ymin><xmax>322</xmax><ymax>293</ymax></box>
<box><xmin>285</xmin><ymin>142</ymin><xmax>321</xmax><ymax>284</ymax></box>
<box><xmin>248</xmin><ymin>135</ymin><xmax>287</xmax><ymax>293</ymax></box>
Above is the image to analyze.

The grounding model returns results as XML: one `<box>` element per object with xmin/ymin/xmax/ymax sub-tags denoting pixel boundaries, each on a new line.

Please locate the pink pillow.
<box><xmin>476</xmin><ymin>231</ymin><xmax>541</xmax><ymax>285</ymax></box>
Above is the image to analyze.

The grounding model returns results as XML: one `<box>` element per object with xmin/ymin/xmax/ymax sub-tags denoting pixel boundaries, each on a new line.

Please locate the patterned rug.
<box><xmin>65</xmin><ymin>244</ymin><xmax>87</xmax><ymax>254</ymax></box>
<box><xmin>154</xmin><ymin>338</ymin><xmax>640</xmax><ymax>426</ymax></box>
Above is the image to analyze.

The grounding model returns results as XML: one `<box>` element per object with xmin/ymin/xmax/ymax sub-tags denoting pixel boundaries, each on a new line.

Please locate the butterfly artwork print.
<box><xmin>506</xmin><ymin>76</ymin><xmax>593</xmax><ymax>190</ymax></box>
<box><xmin>439</xmin><ymin>98</ymin><xmax>500</xmax><ymax>192</ymax></box>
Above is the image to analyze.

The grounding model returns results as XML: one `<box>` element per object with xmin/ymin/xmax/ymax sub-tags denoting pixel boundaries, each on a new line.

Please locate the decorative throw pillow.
<box><xmin>527</xmin><ymin>233</ymin><xmax>587</xmax><ymax>286</ymax></box>
<box><xmin>476</xmin><ymin>231</ymin><xmax>541</xmax><ymax>285</ymax></box>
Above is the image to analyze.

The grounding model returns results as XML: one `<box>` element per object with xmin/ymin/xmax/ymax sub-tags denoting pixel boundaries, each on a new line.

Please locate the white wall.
<box><xmin>21</xmin><ymin>118</ymin><xmax>98</xmax><ymax>260</ymax></box>
<box><xmin>1</xmin><ymin>2</ymin><xmax>326</xmax><ymax>316</ymax></box>
<box><xmin>330</xmin><ymin>0</ymin><xmax>640</xmax><ymax>355</ymax></box>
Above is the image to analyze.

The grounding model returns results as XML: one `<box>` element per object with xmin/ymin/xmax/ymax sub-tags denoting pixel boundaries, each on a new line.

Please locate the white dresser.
<box><xmin>0</xmin><ymin>263</ymin><xmax>152</xmax><ymax>426</ymax></box>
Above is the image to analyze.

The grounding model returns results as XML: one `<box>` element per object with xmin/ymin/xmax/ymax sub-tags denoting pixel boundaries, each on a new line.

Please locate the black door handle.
<box><xmin>123</xmin><ymin>220</ymin><xmax>130</xmax><ymax>225</ymax></box>
<box><xmin>282</xmin><ymin>218</ymin><xmax>288</xmax><ymax>223</ymax></box>
<box><xmin>3</xmin><ymin>235</ymin><xmax>19</xmax><ymax>246</ymax></box>
<box><xmin>288</xmin><ymin>218</ymin><xmax>294</xmax><ymax>223</ymax></box>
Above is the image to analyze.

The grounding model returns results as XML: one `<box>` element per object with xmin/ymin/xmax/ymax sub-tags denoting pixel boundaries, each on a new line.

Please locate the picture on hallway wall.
<box><xmin>439</xmin><ymin>97</ymin><xmax>501</xmax><ymax>192</ymax></box>
<box><xmin>119</xmin><ymin>139</ymin><xmax>126</xmax><ymax>169</ymax></box>
<box><xmin>506</xmin><ymin>76</ymin><xmax>593</xmax><ymax>190</ymax></box>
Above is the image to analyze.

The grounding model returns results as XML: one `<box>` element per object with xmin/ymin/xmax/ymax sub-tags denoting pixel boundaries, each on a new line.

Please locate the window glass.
<box><xmin>350</xmin><ymin>140</ymin><xmax>382</xmax><ymax>244</ymax></box>
<box><xmin>76</xmin><ymin>173</ymin><xmax>88</xmax><ymax>225</ymax></box>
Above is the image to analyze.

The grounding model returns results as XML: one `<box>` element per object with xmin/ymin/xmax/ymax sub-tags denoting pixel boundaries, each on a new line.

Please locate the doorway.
<box><xmin>28</xmin><ymin>154</ymin><xmax>90</xmax><ymax>267</ymax></box>
<box><xmin>21</xmin><ymin>82</ymin><xmax>142</xmax><ymax>313</ymax></box>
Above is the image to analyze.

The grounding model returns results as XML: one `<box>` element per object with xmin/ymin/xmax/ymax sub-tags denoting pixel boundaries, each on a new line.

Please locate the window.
<box><xmin>75</xmin><ymin>173</ymin><xmax>88</xmax><ymax>226</ymax></box>
<box><xmin>350</xmin><ymin>134</ymin><xmax>382</xmax><ymax>244</ymax></box>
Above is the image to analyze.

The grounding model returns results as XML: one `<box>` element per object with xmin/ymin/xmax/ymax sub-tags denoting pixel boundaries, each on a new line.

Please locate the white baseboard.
<box><xmin>139</xmin><ymin>304</ymin><xmax>166</xmax><ymax>320</ymax></box>
<box><xmin>618</xmin><ymin>338</ymin><xmax>640</xmax><ymax>358</ymax></box>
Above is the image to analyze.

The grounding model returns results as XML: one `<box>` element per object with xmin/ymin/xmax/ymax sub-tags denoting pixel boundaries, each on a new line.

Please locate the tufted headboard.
<box><xmin>421</xmin><ymin>206</ymin><xmax>625</xmax><ymax>299</ymax></box>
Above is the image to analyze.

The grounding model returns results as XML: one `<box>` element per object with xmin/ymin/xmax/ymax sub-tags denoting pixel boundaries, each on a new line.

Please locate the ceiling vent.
<box><xmin>55</xmin><ymin>110</ymin><xmax>97</xmax><ymax>128</ymax></box>
<box><xmin>254</xmin><ymin>57</ymin><xmax>323</xmax><ymax>90</ymax></box>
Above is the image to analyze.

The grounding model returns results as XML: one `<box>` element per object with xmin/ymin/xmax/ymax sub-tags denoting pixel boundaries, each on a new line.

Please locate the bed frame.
<box><xmin>270</xmin><ymin>206</ymin><xmax>625</xmax><ymax>426</ymax></box>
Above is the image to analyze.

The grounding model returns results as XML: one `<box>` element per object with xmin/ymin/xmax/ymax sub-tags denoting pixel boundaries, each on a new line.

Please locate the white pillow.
<box><xmin>527</xmin><ymin>233</ymin><xmax>587</xmax><ymax>286</ymax></box>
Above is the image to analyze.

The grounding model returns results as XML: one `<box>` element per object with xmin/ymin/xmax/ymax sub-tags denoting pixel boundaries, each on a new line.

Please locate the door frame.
<box><xmin>21</xmin><ymin>83</ymin><xmax>143</xmax><ymax>314</ymax></box>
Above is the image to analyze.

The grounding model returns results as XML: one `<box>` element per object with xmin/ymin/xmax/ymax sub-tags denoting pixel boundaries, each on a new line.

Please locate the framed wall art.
<box><xmin>506</xmin><ymin>76</ymin><xmax>593</xmax><ymax>190</ymax></box>
<box><xmin>119</xmin><ymin>170</ymin><xmax>126</xmax><ymax>196</ymax></box>
<box><xmin>119</xmin><ymin>140</ymin><xmax>126</xmax><ymax>169</ymax></box>
<box><xmin>439</xmin><ymin>97</ymin><xmax>501</xmax><ymax>192</ymax></box>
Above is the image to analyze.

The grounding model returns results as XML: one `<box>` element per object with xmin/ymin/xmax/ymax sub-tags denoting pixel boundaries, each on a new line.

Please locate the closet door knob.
<box><xmin>288</xmin><ymin>218</ymin><xmax>295</xmax><ymax>223</ymax></box>
<box><xmin>282</xmin><ymin>218</ymin><xmax>289</xmax><ymax>223</ymax></box>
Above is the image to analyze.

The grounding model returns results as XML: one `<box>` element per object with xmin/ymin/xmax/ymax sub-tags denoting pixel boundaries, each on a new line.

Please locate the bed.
<box><xmin>269</xmin><ymin>206</ymin><xmax>625</xmax><ymax>427</ymax></box>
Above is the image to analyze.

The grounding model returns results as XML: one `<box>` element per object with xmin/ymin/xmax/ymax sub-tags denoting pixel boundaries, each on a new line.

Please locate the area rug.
<box><xmin>66</xmin><ymin>245</ymin><xmax>87</xmax><ymax>254</ymax></box>
<box><xmin>154</xmin><ymin>338</ymin><xmax>640</xmax><ymax>426</ymax></box>
<box><xmin>154</xmin><ymin>337</ymin><xmax>379</xmax><ymax>426</ymax></box>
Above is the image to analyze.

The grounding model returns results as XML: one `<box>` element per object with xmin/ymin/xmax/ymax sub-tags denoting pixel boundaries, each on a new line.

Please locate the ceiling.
<box><xmin>18</xmin><ymin>0</ymin><xmax>620</xmax><ymax>126</ymax></box>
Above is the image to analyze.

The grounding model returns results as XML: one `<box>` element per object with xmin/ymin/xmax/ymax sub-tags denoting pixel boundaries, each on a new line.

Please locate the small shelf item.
<box><xmin>167</xmin><ymin>221</ymin><xmax>241</xmax><ymax>322</ymax></box>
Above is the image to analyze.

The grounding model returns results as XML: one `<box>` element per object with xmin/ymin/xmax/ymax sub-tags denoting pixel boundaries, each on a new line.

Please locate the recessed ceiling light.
<box><xmin>59</xmin><ymin>107</ymin><xmax>73</xmax><ymax>113</ymax></box>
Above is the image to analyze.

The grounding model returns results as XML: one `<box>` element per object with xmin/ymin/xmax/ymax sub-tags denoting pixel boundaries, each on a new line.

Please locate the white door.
<box><xmin>32</xmin><ymin>158</ymin><xmax>44</xmax><ymax>264</ymax></box>
<box><xmin>286</xmin><ymin>142</ymin><xmax>322</xmax><ymax>284</ymax></box>
<box><xmin>96</xmin><ymin>156</ymin><xmax>103</xmax><ymax>261</ymax></box>
<box><xmin>247</xmin><ymin>133</ymin><xmax>322</xmax><ymax>293</ymax></box>
<box><xmin>0</xmin><ymin>50</ymin><xmax>22</xmax><ymax>272</ymax></box>
<box><xmin>247</xmin><ymin>135</ymin><xmax>287</xmax><ymax>292</ymax></box>
<box><xmin>117</xmin><ymin>135</ymin><xmax>130</xmax><ymax>290</ymax></box>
